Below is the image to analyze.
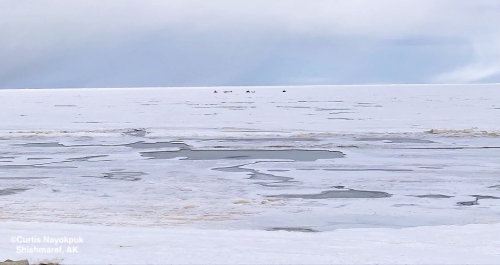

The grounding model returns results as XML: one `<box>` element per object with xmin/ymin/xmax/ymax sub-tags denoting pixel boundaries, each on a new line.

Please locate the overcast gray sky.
<box><xmin>1</xmin><ymin>0</ymin><xmax>500</xmax><ymax>88</ymax></box>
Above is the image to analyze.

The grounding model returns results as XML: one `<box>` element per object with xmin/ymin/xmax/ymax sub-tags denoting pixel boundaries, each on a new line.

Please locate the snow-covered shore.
<box><xmin>1</xmin><ymin>221</ymin><xmax>500</xmax><ymax>264</ymax></box>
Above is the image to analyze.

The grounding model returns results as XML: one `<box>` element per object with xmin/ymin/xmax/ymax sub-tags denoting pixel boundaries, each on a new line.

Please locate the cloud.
<box><xmin>432</xmin><ymin>37</ymin><xmax>500</xmax><ymax>83</ymax></box>
<box><xmin>1</xmin><ymin>0</ymin><xmax>500</xmax><ymax>87</ymax></box>
<box><xmin>0</xmin><ymin>1</ymin><xmax>453</xmax><ymax>43</ymax></box>
<box><xmin>433</xmin><ymin>64</ymin><xmax>500</xmax><ymax>84</ymax></box>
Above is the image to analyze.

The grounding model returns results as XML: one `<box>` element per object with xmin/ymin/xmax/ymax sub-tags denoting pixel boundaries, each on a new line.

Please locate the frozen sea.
<box><xmin>1</xmin><ymin>84</ymin><xmax>500</xmax><ymax>263</ymax></box>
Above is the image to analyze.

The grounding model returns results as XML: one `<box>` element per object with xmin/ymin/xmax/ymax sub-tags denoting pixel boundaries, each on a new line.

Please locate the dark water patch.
<box><xmin>269</xmin><ymin>189</ymin><xmax>392</xmax><ymax>199</ymax></box>
<box><xmin>104</xmin><ymin>172</ymin><xmax>145</xmax><ymax>181</ymax></box>
<box><xmin>328</xmin><ymin>118</ymin><xmax>355</xmax><ymax>120</ymax></box>
<box><xmin>413</xmin><ymin>194</ymin><xmax>454</xmax><ymax>198</ymax></box>
<box><xmin>258</xmin><ymin>182</ymin><xmax>299</xmax><ymax>188</ymax></box>
<box><xmin>324</xmin><ymin>168</ymin><xmax>412</xmax><ymax>172</ymax></box>
<box><xmin>124</xmin><ymin>141</ymin><xmax>190</xmax><ymax>149</ymax></box>
<box><xmin>249</xmin><ymin>171</ymin><xmax>291</xmax><ymax>181</ymax></box>
<box><xmin>194</xmin><ymin>106</ymin><xmax>254</xmax><ymax>109</ymax></box>
<box><xmin>213</xmin><ymin>166</ymin><xmax>248</xmax><ymax>173</ymax></box>
<box><xmin>0</xmin><ymin>165</ymin><xmax>39</xmax><ymax>169</ymax></box>
<box><xmin>142</xmin><ymin>149</ymin><xmax>343</xmax><ymax>161</ymax></box>
<box><xmin>419</xmin><ymin>166</ymin><xmax>443</xmax><ymax>169</ymax></box>
<box><xmin>488</xmin><ymin>185</ymin><xmax>500</xmax><ymax>189</ymax></box>
<box><xmin>37</xmin><ymin>165</ymin><xmax>78</xmax><ymax>169</ymax></box>
<box><xmin>316</xmin><ymin>108</ymin><xmax>351</xmax><ymax>111</ymax></box>
<box><xmin>21</xmin><ymin>142</ymin><xmax>65</xmax><ymax>147</ymax></box>
<box><xmin>393</xmin><ymin>204</ymin><xmax>418</xmax><ymax>207</ymax></box>
<box><xmin>329</xmin><ymin>112</ymin><xmax>355</xmax><ymax>114</ymax></box>
<box><xmin>267</xmin><ymin>227</ymin><xmax>318</xmax><ymax>233</ymax></box>
<box><xmin>356</xmin><ymin>102</ymin><xmax>381</xmax><ymax>107</ymax></box>
<box><xmin>221</xmin><ymin>129</ymin><xmax>284</xmax><ymax>133</ymax></box>
<box><xmin>0</xmin><ymin>188</ymin><xmax>30</xmax><ymax>196</ymax></box>
<box><xmin>401</xmin><ymin>147</ymin><xmax>500</xmax><ymax>150</ymax></box>
<box><xmin>457</xmin><ymin>198</ymin><xmax>479</xmax><ymax>206</ymax></box>
<box><xmin>403</xmin><ymin>147</ymin><xmax>465</xmax><ymax>150</ymax></box>
<box><xmin>0</xmin><ymin>156</ymin><xmax>15</xmax><ymax>159</ymax></box>
<box><xmin>20</xmin><ymin>140</ymin><xmax>190</xmax><ymax>150</ymax></box>
<box><xmin>124</xmin><ymin>129</ymin><xmax>147</xmax><ymax>137</ymax></box>
<box><xmin>0</xmin><ymin>177</ymin><xmax>51</xmax><ymax>180</ymax></box>
<box><xmin>472</xmin><ymin>195</ymin><xmax>500</xmax><ymax>199</ymax></box>
<box><xmin>213</xmin><ymin>165</ymin><xmax>297</xmax><ymax>187</ymax></box>
<box><xmin>276</xmin><ymin>106</ymin><xmax>311</xmax><ymax>109</ymax></box>
<box><xmin>68</xmin><ymin>155</ymin><xmax>109</xmax><ymax>162</ymax></box>
<box><xmin>205</xmin><ymin>138</ymin><xmax>318</xmax><ymax>142</ymax></box>
<box><xmin>83</xmin><ymin>171</ymin><xmax>145</xmax><ymax>181</ymax></box>
<box><xmin>356</xmin><ymin>138</ymin><xmax>434</xmax><ymax>144</ymax></box>
<box><xmin>0</xmin><ymin>164</ymin><xmax>76</xmax><ymax>169</ymax></box>
<box><xmin>297</xmin><ymin>100</ymin><xmax>340</xmax><ymax>103</ymax></box>
<box><xmin>331</xmin><ymin>186</ymin><xmax>345</xmax><ymax>189</ymax></box>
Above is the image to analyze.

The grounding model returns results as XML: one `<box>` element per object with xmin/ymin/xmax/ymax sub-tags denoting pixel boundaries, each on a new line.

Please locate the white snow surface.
<box><xmin>1</xmin><ymin>84</ymin><xmax>500</xmax><ymax>263</ymax></box>
<box><xmin>1</xmin><ymin>222</ymin><xmax>500</xmax><ymax>264</ymax></box>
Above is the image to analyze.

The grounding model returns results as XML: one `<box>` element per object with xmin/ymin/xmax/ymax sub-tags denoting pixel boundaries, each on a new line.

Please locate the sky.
<box><xmin>1</xmin><ymin>0</ymin><xmax>500</xmax><ymax>88</ymax></box>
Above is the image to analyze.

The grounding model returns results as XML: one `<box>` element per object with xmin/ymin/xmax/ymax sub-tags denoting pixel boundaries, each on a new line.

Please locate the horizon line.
<box><xmin>2</xmin><ymin>82</ymin><xmax>500</xmax><ymax>90</ymax></box>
